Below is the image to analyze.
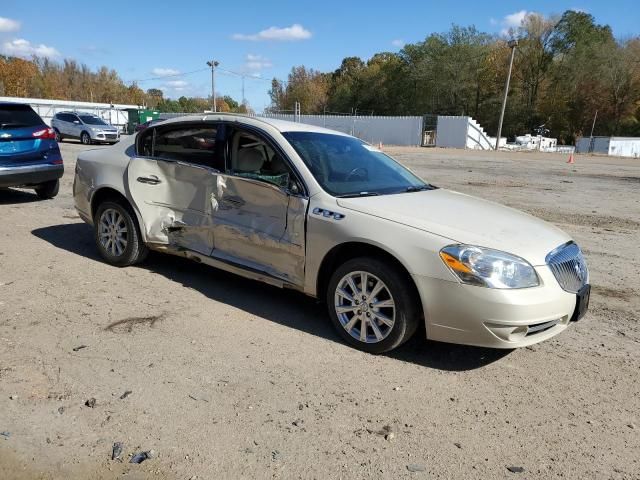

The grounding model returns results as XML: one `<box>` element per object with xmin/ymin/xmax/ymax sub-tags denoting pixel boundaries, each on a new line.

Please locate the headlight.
<box><xmin>439</xmin><ymin>245</ymin><xmax>539</xmax><ymax>289</ymax></box>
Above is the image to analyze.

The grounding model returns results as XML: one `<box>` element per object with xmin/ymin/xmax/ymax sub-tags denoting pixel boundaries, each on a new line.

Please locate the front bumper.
<box><xmin>92</xmin><ymin>131</ymin><xmax>120</xmax><ymax>143</ymax></box>
<box><xmin>413</xmin><ymin>266</ymin><xmax>579</xmax><ymax>348</ymax></box>
<box><xmin>0</xmin><ymin>163</ymin><xmax>64</xmax><ymax>188</ymax></box>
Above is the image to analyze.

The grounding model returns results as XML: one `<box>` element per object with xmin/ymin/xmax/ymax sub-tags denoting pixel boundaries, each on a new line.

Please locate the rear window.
<box><xmin>0</xmin><ymin>104</ymin><xmax>45</xmax><ymax>129</ymax></box>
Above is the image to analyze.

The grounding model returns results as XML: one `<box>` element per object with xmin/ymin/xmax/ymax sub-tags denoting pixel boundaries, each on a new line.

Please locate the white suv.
<box><xmin>73</xmin><ymin>114</ymin><xmax>590</xmax><ymax>353</ymax></box>
<box><xmin>52</xmin><ymin>112</ymin><xmax>120</xmax><ymax>145</ymax></box>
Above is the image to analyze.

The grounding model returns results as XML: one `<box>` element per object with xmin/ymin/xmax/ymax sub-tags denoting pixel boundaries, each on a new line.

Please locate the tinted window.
<box><xmin>283</xmin><ymin>132</ymin><xmax>428</xmax><ymax>196</ymax></box>
<box><xmin>137</xmin><ymin>129</ymin><xmax>154</xmax><ymax>157</ymax></box>
<box><xmin>153</xmin><ymin>126</ymin><xmax>218</xmax><ymax>167</ymax></box>
<box><xmin>79</xmin><ymin>115</ymin><xmax>107</xmax><ymax>126</ymax></box>
<box><xmin>0</xmin><ymin>104</ymin><xmax>45</xmax><ymax>129</ymax></box>
<box><xmin>59</xmin><ymin>114</ymin><xmax>78</xmax><ymax>122</ymax></box>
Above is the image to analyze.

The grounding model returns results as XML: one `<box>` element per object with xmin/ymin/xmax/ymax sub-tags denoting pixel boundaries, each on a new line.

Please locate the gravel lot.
<box><xmin>1</xmin><ymin>140</ymin><xmax>639</xmax><ymax>479</ymax></box>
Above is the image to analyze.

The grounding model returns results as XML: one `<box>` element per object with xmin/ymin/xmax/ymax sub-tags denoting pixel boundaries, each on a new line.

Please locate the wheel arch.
<box><xmin>316</xmin><ymin>242</ymin><xmax>420</xmax><ymax>306</ymax></box>
<box><xmin>89</xmin><ymin>186</ymin><xmax>147</xmax><ymax>242</ymax></box>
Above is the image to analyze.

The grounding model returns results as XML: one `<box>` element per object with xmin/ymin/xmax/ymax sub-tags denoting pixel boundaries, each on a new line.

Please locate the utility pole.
<box><xmin>206</xmin><ymin>60</ymin><xmax>219</xmax><ymax>112</ymax></box>
<box><xmin>495</xmin><ymin>39</ymin><xmax>517</xmax><ymax>150</ymax></box>
<box><xmin>589</xmin><ymin>110</ymin><xmax>598</xmax><ymax>153</ymax></box>
<box><xmin>241</xmin><ymin>74</ymin><xmax>246</xmax><ymax>106</ymax></box>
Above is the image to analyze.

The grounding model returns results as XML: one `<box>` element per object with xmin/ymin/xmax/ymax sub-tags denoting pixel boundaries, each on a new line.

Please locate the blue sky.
<box><xmin>1</xmin><ymin>1</ymin><xmax>638</xmax><ymax>111</ymax></box>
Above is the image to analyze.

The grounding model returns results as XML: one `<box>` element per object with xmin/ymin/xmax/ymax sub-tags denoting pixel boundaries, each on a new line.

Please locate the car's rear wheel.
<box><xmin>94</xmin><ymin>201</ymin><xmax>148</xmax><ymax>266</ymax></box>
<box><xmin>53</xmin><ymin>128</ymin><xmax>62</xmax><ymax>142</ymax></box>
<box><xmin>326</xmin><ymin>257</ymin><xmax>420</xmax><ymax>354</ymax></box>
<box><xmin>34</xmin><ymin>179</ymin><xmax>59</xmax><ymax>199</ymax></box>
<box><xmin>81</xmin><ymin>132</ymin><xmax>92</xmax><ymax>145</ymax></box>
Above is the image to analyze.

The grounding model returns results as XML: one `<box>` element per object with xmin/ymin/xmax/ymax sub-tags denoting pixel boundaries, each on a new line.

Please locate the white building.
<box><xmin>435</xmin><ymin>116</ymin><xmax>506</xmax><ymax>150</ymax></box>
<box><xmin>0</xmin><ymin>96</ymin><xmax>138</xmax><ymax>131</ymax></box>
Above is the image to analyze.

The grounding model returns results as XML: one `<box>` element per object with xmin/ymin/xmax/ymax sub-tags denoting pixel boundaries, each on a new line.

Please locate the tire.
<box><xmin>94</xmin><ymin>200</ymin><xmax>148</xmax><ymax>266</ymax></box>
<box><xmin>53</xmin><ymin>128</ymin><xmax>62</xmax><ymax>142</ymax></box>
<box><xmin>81</xmin><ymin>132</ymin><xmax>92</xmax><ymax>145</ymax></box>
<box><xmin>326</xmin><ymin>257</ymin><xmax>420</xmax><ymax>354</ymax></box>
<box><xmin>34</xmin><ymin>179</ymin><xmax>59</xmax><ymax>199</ymax></box>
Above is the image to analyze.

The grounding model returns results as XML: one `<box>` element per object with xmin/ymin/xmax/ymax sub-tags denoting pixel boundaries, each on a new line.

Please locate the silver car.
<box><xmin>73</xmin><ymin>114</ymin><xmax>590</xmax><ymax>354</ymax></box>
<box><xmin>52</xmin><ymin>111</ymin><xmax>120</xmax><ymax>145</ymax></box>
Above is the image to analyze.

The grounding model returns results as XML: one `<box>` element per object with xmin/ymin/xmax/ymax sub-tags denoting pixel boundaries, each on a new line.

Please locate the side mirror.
<box><xmin>73</xmin><ymin>120</ymin><xmax>80</xmax><ymax>124</ymax></box>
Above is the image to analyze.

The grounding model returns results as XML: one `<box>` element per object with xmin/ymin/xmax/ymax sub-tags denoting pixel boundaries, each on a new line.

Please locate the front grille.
<box><xmin>546</xmin><ymin>242</ymin><xmax>589</xmax><ymax>293</ymax></box>
<box><xmin>105</xmin><ymin>134</ymin><xmax>118</xmax><ymax>140</ymax></box>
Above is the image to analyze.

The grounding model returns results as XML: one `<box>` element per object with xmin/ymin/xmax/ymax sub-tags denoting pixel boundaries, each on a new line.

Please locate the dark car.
<box><xmin>0</xmin><ymin>102</ymin><xmax>63</xmax><ymax>199</ymax></box>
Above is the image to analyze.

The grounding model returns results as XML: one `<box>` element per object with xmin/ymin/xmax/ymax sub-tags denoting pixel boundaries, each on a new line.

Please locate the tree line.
<box><xmin>0</xmin><ymin>56</ymin><xmax>247</xmax><ymax>114</ymax></box>
<box><xmin>268</xmin><ymin>11</ymin><xmax>640</xmax><ymax>143</ymax></box>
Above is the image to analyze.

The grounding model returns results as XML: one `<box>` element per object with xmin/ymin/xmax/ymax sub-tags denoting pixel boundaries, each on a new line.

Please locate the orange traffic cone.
<box><xmin>567</xmin><ymin>153</ymin><xmax>575</xmax><ymax>164</ymax></box>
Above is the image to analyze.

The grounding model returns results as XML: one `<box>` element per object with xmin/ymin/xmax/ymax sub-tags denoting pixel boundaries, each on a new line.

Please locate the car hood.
<box><xmin>336</xmin><ymin>189</ymin><xmax>571</xmax><ymax>266</ymax></box>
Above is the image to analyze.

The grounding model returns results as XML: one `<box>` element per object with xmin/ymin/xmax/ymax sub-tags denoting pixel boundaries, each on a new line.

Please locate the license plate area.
<box><xmin>571</xmin><ymin>284</ymin><xmax>590</xmax><ymax>322</ymax></box>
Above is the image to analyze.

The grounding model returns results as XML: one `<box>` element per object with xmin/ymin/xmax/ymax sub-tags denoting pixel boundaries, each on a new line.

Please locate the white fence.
<box><xmin>260</xmin><ymin>114</ymin><xmax>424</xmax><ymax>146</ymax></box>
<box><xmin>576</xmin><ymin>136</ymin><xmax>640</xmax><ymax>158</ymax></box>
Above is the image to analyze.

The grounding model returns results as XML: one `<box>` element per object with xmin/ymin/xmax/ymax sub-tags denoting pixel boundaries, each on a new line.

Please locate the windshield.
<box><xmin>282</xmin><ymin>131</ymin><xmax>429</xmax><ymax>196</ymax></box>
<box><xmin>79</xmin><ymin>115</ymin><xmax>108</xmax><ymax>126</ymax></box>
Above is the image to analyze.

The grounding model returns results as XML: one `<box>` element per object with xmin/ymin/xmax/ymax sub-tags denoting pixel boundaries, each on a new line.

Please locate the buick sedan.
<box><xmin>73</xmin><ymin>114</ymin><xmax>590</xmax><ymax>353</ymax></box>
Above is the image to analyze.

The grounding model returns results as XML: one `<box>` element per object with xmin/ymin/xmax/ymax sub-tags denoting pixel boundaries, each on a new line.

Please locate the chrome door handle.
<box><xmin>136</xmin><ymin>175</ymin><xmax>161</xmax><ymax>185</ymax></box>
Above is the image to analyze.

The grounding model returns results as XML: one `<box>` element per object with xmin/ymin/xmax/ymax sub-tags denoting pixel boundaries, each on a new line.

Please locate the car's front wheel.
<box><xmin>326</xmin><ymin>257</ymin><xmax>420</xmax><ymax>353</ymax></box>
<box><xmin>34</xmin><ymin>179</ymin><xmax>59</xmax><ymax>199</ymax></box>
<box><xmin>94</xmin><ymin>201</ymin><xmax>148</xmax><ymax>266</ymax></box>
<box><xmin>81</xmin><ymin>132</ymin><xmax>92</xmax><ymax>145</ymax></box>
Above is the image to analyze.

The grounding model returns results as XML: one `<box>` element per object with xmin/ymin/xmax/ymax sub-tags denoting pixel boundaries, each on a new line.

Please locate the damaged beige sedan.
<box><xmin>74</xmin><ymin>114</ymin><xmax>590</xmax><ymax>353</ymax></box>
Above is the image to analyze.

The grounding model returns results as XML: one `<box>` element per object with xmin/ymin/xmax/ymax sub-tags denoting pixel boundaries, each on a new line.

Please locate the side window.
<box><xmin>70</xmin><ymin>115</ymin><xmax>80</xmax><ymax>123</ymax></box>
<box><xmin>228</xmin><ymin>130</ymin><xmax>292</xmax><ymax>189</ymax></box>
<box><xmin>153</xmin><ymin>126</ymin><xmax>218</xmax><ymax>168</ymax></box>
<box><xmin>137</xmin><ymin>128</ymin><xmax>154</xmax><ymax>157</ymax></box>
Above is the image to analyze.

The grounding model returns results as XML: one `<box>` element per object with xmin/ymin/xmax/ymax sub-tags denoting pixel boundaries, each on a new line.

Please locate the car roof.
<box><xmin>157</xmin><ymin>113</ymin><xmax>350</xmax><ymax>136</ymax></box>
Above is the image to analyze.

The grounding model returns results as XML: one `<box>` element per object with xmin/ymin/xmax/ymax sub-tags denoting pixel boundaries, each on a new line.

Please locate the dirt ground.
<box><xmin>1</xmin><ymin>140</ymin><xmax>638</xmax><ymax>479</ymax></box>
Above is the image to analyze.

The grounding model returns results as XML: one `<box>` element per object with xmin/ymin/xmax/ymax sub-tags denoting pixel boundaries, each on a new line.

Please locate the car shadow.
<box><xmin>31</xmin><ymin>223</ymin><xmax>511</xmax><ymax>372</ymax></box>
<box><xmin>0</xmin><ymin>188</ymin><xmax>40</xmax><ymax>205</ymax></box>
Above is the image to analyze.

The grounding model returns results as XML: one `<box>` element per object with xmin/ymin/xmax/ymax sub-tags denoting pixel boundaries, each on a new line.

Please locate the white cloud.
<box><xmin>245</xmin><ymin>54</ymin><xmax>273</xmax><ymax>71</ymax></box>
<box><xmin>391</xmin><ymin>39</ymin><xmax>404</xmax><ymax>47</ymax></box>
<box><xmin>232</xmin><ymin>24</ymin><xmax>311</xmax><ymax>41</ymax></box>
<box><xmin>1</xmin><ymin>38</ymin><xmax>60</xmax><ymax>58</ymax></box>
<box><xmin>498</xmin><ymin>10</ymin><xmax>530</xmax><ymax>36</ymax></box>
<box><xmin>0</xmin><ymin>17</ymin><xmax>20</xmax><ymax>32</ymax></box>
<box><xmin>152</xmin><ymin>67</ymin><xmax>180</xmax><ymax>77</ymax></box>
<box><xmin>165</xmin><ymin>80</ymin><xmax>188</xmax><ymax>88</ymax></box>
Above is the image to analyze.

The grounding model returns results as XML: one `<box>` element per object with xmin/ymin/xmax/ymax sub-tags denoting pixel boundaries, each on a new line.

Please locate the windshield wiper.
<box><xmin>405</xmin><ymin>184</ymin><xmax>436</xmax><ymax>192</ymax></box>
<box><xmin>337</xmin><ymin>191</ymin><xmax>381</xmax><ymax>198</ymax></box>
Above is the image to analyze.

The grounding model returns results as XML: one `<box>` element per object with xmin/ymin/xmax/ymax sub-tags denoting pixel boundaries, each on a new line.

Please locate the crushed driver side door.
<box><xmin>126</xmin><ymin>123</ymin><xmax>222</xmax><ymax>255</ymax></box>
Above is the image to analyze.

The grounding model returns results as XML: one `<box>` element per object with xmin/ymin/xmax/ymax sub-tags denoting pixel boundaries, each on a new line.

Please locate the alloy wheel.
<box><xmin>98</xmin><ymin>208</ymin><xmax>128</xmax><ymax>257</ymax></box>
<box><xmin>334</xmin><ymin>271</ymin><xmax>396</xmax><ymax>343</ymax></box>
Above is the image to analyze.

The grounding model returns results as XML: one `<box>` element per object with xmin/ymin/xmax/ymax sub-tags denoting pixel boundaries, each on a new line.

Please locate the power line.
<box><xmin>126</xmin><ymin>67</ymin><xmax>210</xmax><ymax>85</ymax></box>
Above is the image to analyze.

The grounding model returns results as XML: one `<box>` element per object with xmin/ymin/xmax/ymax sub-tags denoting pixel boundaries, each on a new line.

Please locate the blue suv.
<box><xmin>0</xmin><ymin>102</ymin><xmax>63</xmax><ymax>199</ymax></box>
